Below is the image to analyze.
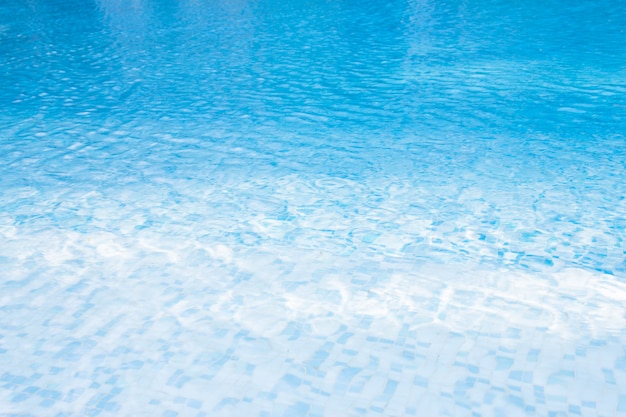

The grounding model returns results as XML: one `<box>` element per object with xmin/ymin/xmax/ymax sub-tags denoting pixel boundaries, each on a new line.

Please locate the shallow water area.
<box><xmin>1</xmin><ymin>0</ymin><xmax>626</xmax><ymax>416</ymax></box>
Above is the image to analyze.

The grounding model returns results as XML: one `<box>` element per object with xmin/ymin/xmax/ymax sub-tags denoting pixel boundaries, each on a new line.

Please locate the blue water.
<box><xmin>1</xmin><ymin>0</ymin><xmax>625</xmax><ymax>415</ymax></box>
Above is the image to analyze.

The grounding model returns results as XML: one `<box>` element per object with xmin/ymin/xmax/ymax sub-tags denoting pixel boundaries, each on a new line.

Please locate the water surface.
<box><xmin>1</xmin><ymin>0</ymin><xmax>625</xmax><ymax>416</ymax></box>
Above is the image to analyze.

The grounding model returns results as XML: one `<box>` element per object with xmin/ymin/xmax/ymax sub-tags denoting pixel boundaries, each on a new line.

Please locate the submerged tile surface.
<box><xmin>1</xmin><ymin>0</ymin><xmax>626</xmax><ymax>415</ymax></box>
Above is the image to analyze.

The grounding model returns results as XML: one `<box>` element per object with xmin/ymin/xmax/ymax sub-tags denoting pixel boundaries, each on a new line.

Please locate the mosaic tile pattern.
<box><xmin>1</xmin><ymin>172</ymin><xmax>625</xmax><ymax>416</ymax></box>
<box><xmin>1</xmin><ymin>0</ymin><xmax>626</xmax><ymax>416</ymax></box>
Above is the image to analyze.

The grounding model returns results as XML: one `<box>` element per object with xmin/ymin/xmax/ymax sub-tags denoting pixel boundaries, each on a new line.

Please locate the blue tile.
<box><xmin>618</xmin><ymin>395</ymin><xmax>626</xmax><ymax>412</ymax></box>
<box><xmin>281</xmin><ymin>373</ymin><xmax>302</xmax><ymax>388</ymax></box>
<box><xmin>187</xmin><ymin>399</ymin><xmax>202</xmax><ymax>409</ymax></box>
<box><xmin>568</xmin><ymin>405</ymin><xmax>582</xmax><ymax>415</ymax></box>
<box><xmin>283</xmin><ymin>401</ymin><xmax>310</xmax><ymax>417</ymax></box>
<box><xmin>495</xmin><ymin>356</ymin><xmax>514</xmax><ymax>370</ymax></box>
<box><xmin>12</xmin><ymin>393</ymin><xmax>29</xmax><ymax>402</ymax></box>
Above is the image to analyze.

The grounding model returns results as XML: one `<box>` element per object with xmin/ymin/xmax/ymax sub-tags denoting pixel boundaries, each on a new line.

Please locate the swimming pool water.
<box><xmin>1</xmin><ymin>0</ymin><xmax>625</xmax><ymax>415</ymax></box>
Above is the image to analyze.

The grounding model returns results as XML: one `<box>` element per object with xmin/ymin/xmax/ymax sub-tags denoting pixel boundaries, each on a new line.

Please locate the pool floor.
<box><xmin>1</xmin><ymin>0</ymin><xmax>626</xmax><ymax>416</ymax></box>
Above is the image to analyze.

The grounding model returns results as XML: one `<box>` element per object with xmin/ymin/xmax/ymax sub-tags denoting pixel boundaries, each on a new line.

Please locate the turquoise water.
<box><xmin>1</xmin><ymin>0</ymin><xmax>626</xmax><ymax>415</ymax></box>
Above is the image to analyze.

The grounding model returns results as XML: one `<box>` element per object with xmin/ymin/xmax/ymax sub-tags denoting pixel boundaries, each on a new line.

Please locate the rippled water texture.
<box><xmin>1</xmin><ymin>0</ymin><xmax>626</xmax><ymax>416</ymax></box>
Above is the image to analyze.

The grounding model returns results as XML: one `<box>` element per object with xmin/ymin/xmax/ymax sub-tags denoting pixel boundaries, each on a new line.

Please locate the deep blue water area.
<box><xmin>1</xmin><ymin>0</ymin><xmax>625</xmax><ymax>416</ymax></box>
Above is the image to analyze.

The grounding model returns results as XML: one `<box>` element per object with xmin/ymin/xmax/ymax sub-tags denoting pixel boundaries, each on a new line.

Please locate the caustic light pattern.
<box><xmin>1</xmin><ymin>0</ymin><xmax>626</xmax><ymax>416</ymax></box>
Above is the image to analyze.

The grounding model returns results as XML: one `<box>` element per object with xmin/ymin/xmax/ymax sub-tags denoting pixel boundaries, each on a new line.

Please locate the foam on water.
<box><xmin>1</xmin><ymin>0</ymin><xmax>626</xmax><ymax>416</ymax></box>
